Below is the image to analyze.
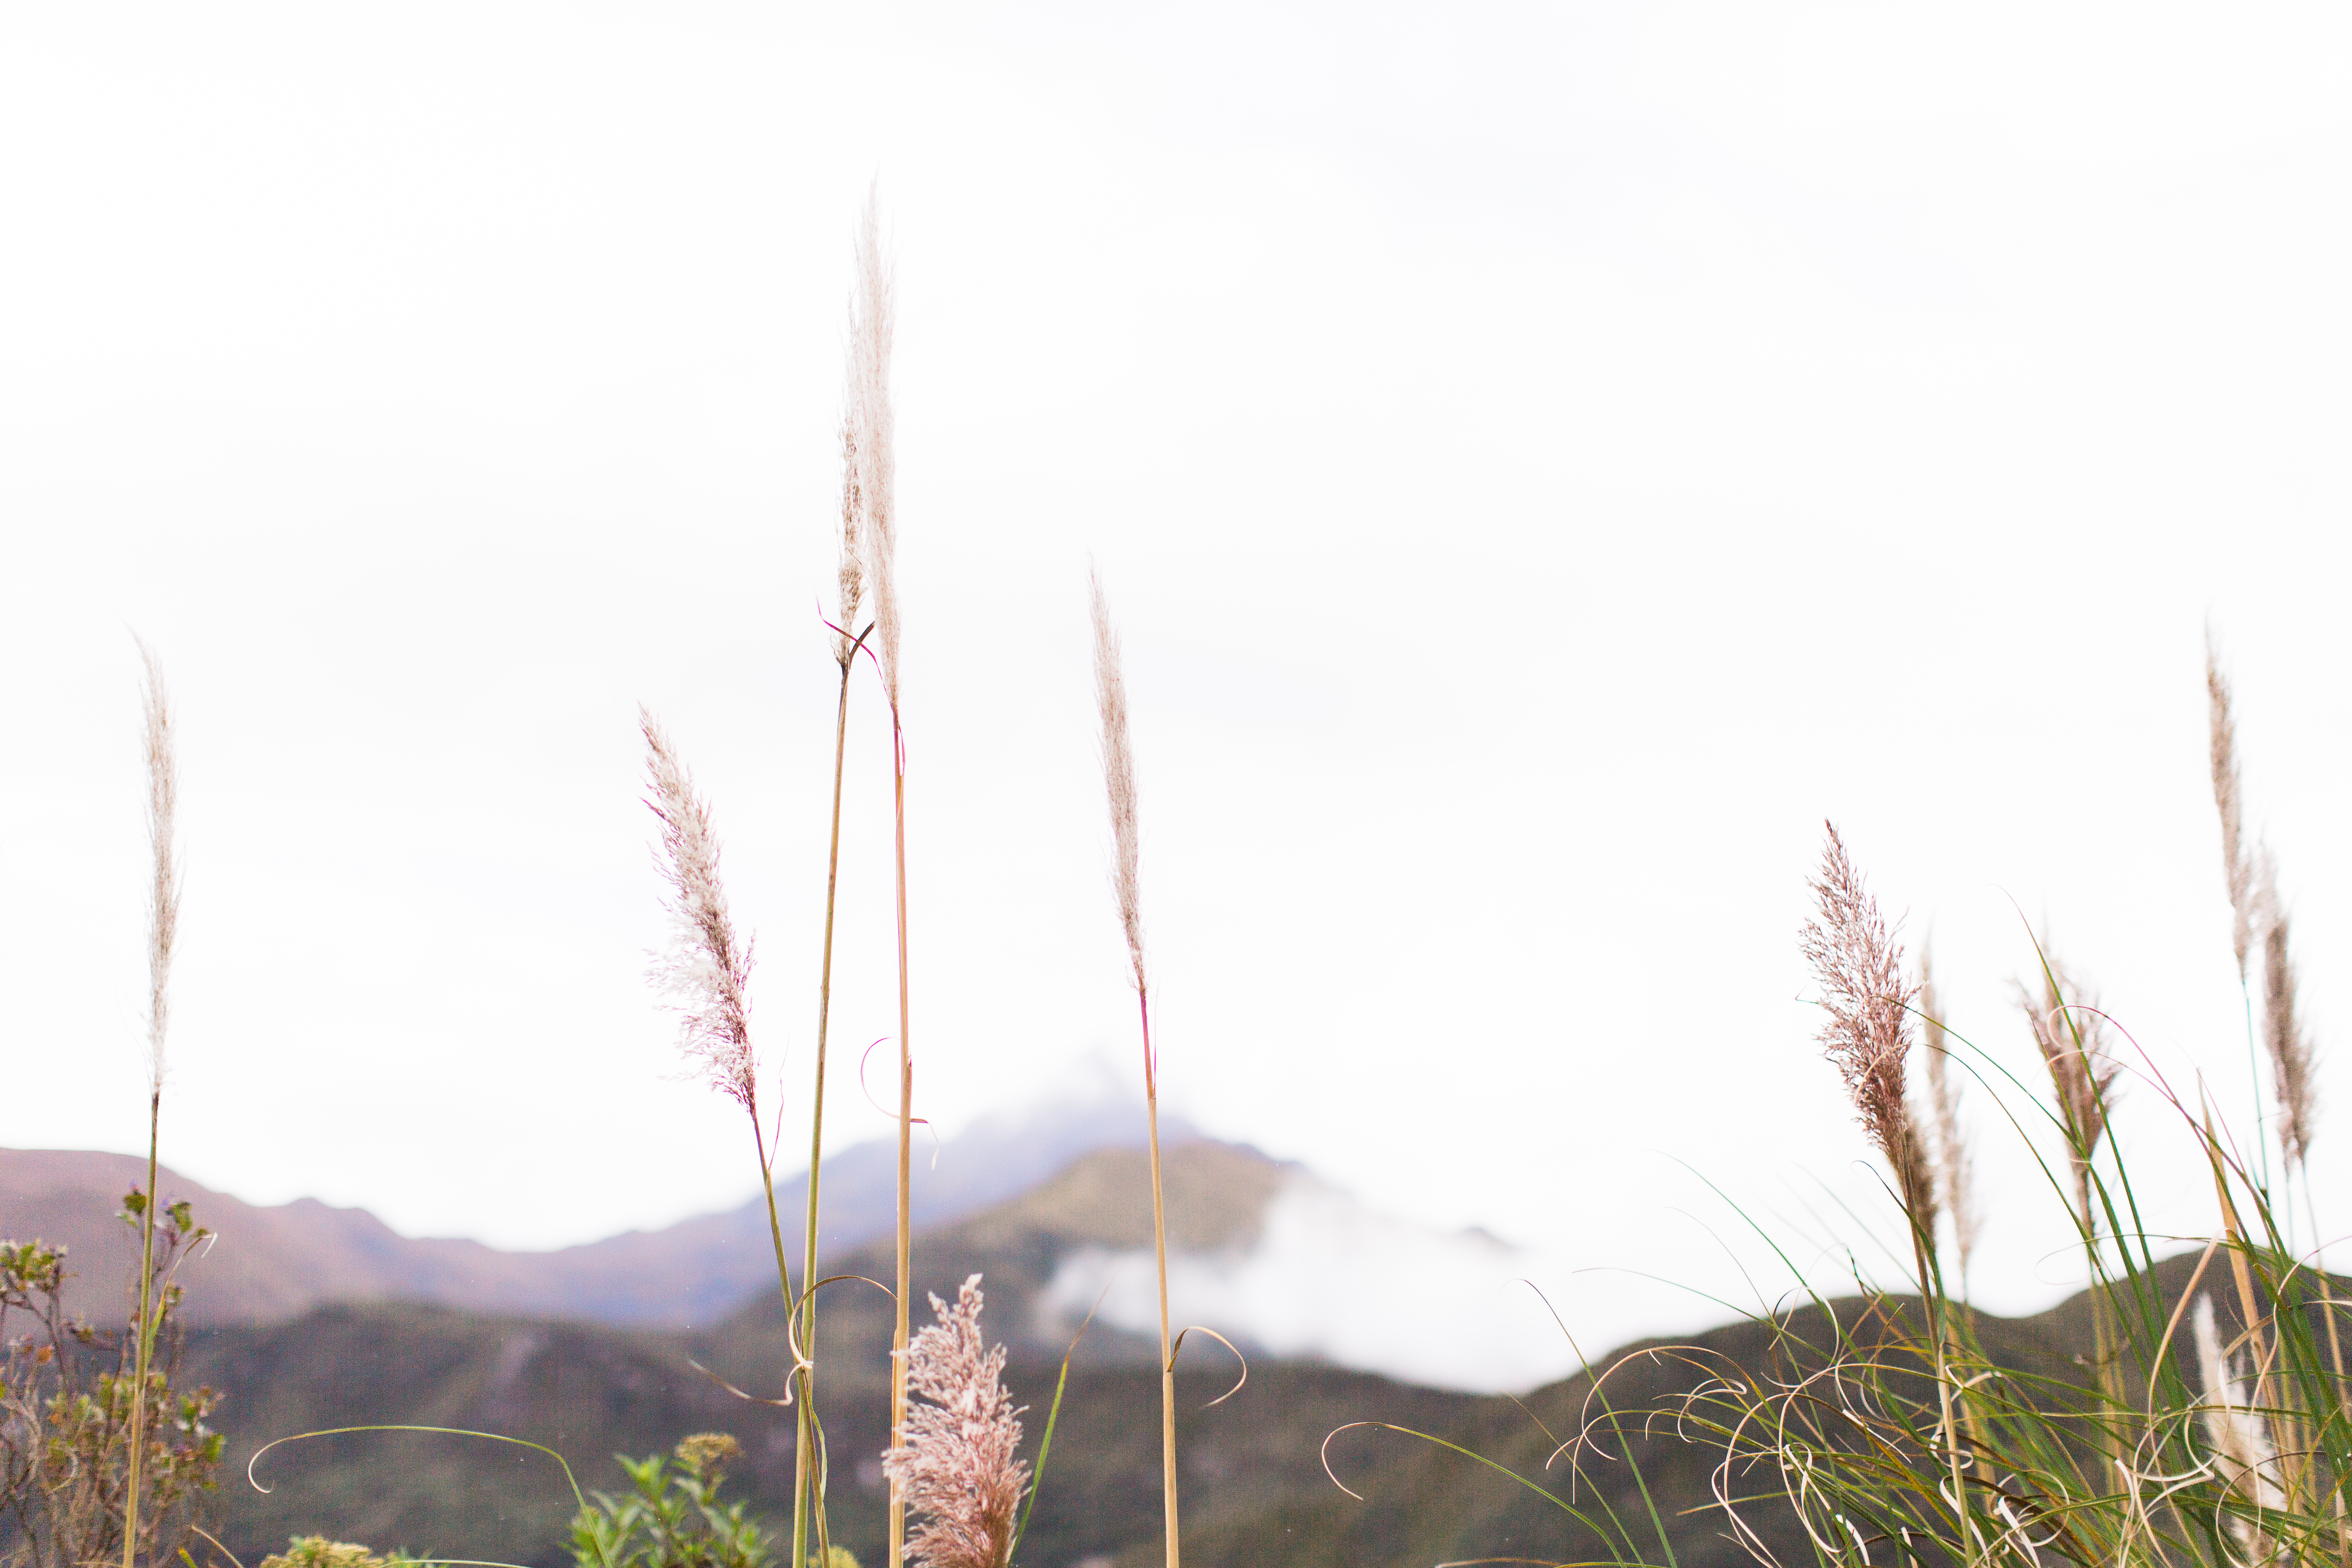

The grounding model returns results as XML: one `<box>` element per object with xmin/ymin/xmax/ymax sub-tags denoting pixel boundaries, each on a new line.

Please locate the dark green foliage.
<box><xmin>570</xmin><ymin>1435</ymin><xmax>772</xmax><ymax>1568</ymax></box>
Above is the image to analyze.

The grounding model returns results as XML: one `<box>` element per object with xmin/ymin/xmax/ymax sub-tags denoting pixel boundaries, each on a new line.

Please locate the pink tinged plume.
<box><xmin>882</xmin><ymin>1275</ymin><xmax>1030</xmax><ymax>1568</ymax></box>
<box><xmin>1800</xmin><ymin>822</ymin><xmax>1936</xmax><ymax>1233</ymax></box>
<box><xmin>639</xmin><ymin>708</ymin><xmax>757</xmax><ymax>1111</ymax></box>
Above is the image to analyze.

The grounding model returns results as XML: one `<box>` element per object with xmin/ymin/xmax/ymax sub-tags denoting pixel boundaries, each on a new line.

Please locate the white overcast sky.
<box><xmin>7</xmin><ymin>4</ymin><xmax>2352</xmax><ymax>1352</ymax></box>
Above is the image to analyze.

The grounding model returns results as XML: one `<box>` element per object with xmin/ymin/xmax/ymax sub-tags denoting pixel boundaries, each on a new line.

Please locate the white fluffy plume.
<box><xmin>136</xmin><ymin>637</ymin><xmax>180</xmax><ymax>1094</ymax></box>
<box><xmin>848</xmin><ymin>188</ymin><xmax>899</xmax><ymax>707</ymax></box>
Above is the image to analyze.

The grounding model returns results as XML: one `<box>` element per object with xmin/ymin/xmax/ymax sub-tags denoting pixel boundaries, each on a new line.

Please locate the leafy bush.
<box><xmin>0</xmin><ymin>1196</ymin><xmax>223</xmax><ymax>1568</ymax></box>
<box><xmin>568</xmin><ymin>1434</ymin><xmax>804</xmax><ymax>1568</ymax></box>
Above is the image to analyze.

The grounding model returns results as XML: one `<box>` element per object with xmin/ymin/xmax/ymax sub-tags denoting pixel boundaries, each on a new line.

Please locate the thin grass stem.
<box><xmin>791</xmin><ymin>656</ymin><xmax>857</xmax><ymax>1568</ymax></box>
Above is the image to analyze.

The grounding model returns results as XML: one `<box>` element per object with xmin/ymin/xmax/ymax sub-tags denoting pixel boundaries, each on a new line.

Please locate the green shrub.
<box><xmin>568</xmin><ymin>1434</ymin><xmax>776</xmax><ymax>1568</ymax></box>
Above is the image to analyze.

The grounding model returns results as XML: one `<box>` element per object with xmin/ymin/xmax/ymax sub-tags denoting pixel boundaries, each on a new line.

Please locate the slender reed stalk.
<box><xmin>640</xmin><ymin>711</ymin><xmax>821</xmax><ymax>1560</ymax></box>
<box><xmin>790</xmin><ymin>327</ymin><xmax>873</xmax><ymax>1568</ymax></box>
<box><xmin>122</xmin><ymin>637</ymin><xmax>179</xmax><ymax>1568</ymax></box>
<box><xmin>1089</xmin><ymin>568</ymin><xmax>1179</xmax><ymax>1568</ymax></box>
<box><xmin>842</xmin><ymin>191</ymin><xmax>911</xmax><ymax>1568</ymax></box>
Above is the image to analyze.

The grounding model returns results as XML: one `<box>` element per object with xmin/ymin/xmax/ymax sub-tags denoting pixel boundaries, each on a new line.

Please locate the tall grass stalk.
<box><xmin>1088</xmin><ymin>568</ymin><xmax>1180</xmax><ymax>1568</ymax></box>
<box><xmin>122</xmin><ymin>638</ymin><xmax>180</xmax><ymax>1568</ymax></box>
<box><xmin>789</xmin><ymin>290</ymin><xmax>875</xmax><ymax>1568</ymax></box>
<box><xmin>1798</xmin><ymin>823</ymin><xmax>1970</xmax><ymax>1558</ymax></box>
<box><xmin>842</xmin><ymin>191</ymin><xmax>911</xmax><ymax>1568</ymax></box>
<box><xmin>639</xmin><ymin>711</ymin><xmax>828</xmax><ymax>1565</ymax></box>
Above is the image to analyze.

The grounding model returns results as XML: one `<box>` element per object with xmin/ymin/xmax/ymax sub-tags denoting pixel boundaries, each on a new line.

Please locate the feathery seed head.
<box><xmin>2018</xmin><ymin>956</ymin><xmax>2120</xmax><ymax>1196</ymax></box>
<box><xmin>1800</xmin><ymin>823</ymin><xmax>1934</xmax><ymax>1233</ymax></box>
<box><xmin>847</xmin><ymin>189</ymin><xmax>899</xmax><ymax>706</ymax></box>
<box><xmin>639</xmin><ymin>708</ymin><xmax>757</xmax><ymax>1112</ymax></box>
<box><xmin>136</xmin><ymin>637</ymin><xmax>180</xmax><ymax>1095</ymax></box>
<box><xmin>835</xmin><ymin>414</ymin><xmax>866</xmax><ymax>668</ymax></box>
<box><xmin>1916</xmin><ymin>951</ymin><xmax>1979</xmax><ymax>1286</ymax></box>
<box><xmin>2256</xmin><ymin>849</ymin><xmax>2317</xmax><ymax>1170</ymax></box>
<box><xmin>2208</xmin><ymin>628</ymin><xmax>2255</xmax><ymax>978</ymax></box>
<box><xmin>1090</xmin><ymin>568</ymin><xmax>1145</xmax><ymax>996</ymax></box>
<box><xmin>882</xmin><ymin>1274</ymin><xmax>1029</xmax><ymax>1568</ymax></box>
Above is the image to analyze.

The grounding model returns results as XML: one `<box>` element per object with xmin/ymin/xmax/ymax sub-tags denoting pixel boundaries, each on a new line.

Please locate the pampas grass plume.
<box><xmin>1800</xmin><ymin>822</ymin><xmax>1935</xmax><ymax>1233</ymax></box>
<box><xmin>639</xmin><ymin>708</ymin><xmax>757</xmax><ymax>1111</ymax></box>
<box><xmin>849</xmin><ymin>189</ymin><xmax>898</xmax><ymax>707</ymax></box>
<box><xmin>137</xmin><ymin>637</ymin><xmax>180</xmax><ymax>1092</ymax></box>
<box><xmin>2256</xmin><ymin>849</ymin><xmax>2318</xmax><ymax>1171</ymax></box>
<box><xmin>2019</xmin><ymin>956</ymin><xmax>2120</xmax><ymax>1216</ymax></box>
<box><xmin>2208</xmin><ymin>628</ymin><xmax>2256</xmax><ymax>979</ymax></box>
<box><xmin>882</xmin><ymin>1276</ymin><xmax>1029</xmax><ymax>1568</ymax></box>
<box><xmin>1091</xmin><ymin>566</ymin><xmax>1144</xmax><ymax>996</ymax></box>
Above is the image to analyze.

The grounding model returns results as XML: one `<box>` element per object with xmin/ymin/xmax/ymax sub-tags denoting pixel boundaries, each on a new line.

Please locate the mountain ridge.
<box><xmin>0</xmin><ymin>1091</ymin><xmax>1205</xmax><ymax>1328</ymax></box>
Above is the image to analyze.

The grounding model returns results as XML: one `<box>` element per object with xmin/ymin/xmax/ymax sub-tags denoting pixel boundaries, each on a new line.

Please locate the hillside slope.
<box><xmin>0</xmin><ymin>1094</ymin><xmax>1199</xmax><ymax>1327</ymax></box>
<box><xmin>170</xmin><ymin>1145</ymin><xmax>2212</xmax><ymax>1568</ymax></box>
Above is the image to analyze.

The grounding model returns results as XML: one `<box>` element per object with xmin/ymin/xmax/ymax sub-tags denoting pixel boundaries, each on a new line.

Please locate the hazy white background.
<box><xmin>6</xmin><ymin>4</ymin><xmax>2352</xmax><ymax>1363</ymax></box>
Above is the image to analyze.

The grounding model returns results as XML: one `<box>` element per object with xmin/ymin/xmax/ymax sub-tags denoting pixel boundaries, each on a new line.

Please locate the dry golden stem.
<box><xmin>1141</xmin><ymin>989</ymin><xmax>1178</xmax><ymax>1568</ymax></box>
